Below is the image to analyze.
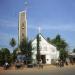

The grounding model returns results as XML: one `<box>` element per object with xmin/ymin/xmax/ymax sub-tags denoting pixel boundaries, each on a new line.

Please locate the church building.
<box><xmin>31</xmin><ymin>34</ymin><xmax>59</xmax><ymax>64</ymax></box>
<box><xmin>18</xmin><ymin>11</ymin><xmax>59</xmax><ymax>64</ymax></box>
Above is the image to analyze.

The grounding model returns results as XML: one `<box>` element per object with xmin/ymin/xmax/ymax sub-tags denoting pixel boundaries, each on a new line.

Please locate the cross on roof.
<box><xmin>38</xmin><ymin>26</ymin><xmax>42</xmax><ymax>33</ymax></box>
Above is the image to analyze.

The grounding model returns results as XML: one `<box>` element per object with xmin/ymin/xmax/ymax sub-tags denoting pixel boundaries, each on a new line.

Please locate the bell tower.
<box><xmin>18</xmin><ymin>11</ymin><xmax>27</xmax><ymax>45</ymax></box>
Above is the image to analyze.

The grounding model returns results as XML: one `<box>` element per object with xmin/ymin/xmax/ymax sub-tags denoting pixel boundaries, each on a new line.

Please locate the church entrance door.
<box><xmin>41</xmin><ymin>55</ymin><xmax>46</xmax><ymax>64</ymax></box>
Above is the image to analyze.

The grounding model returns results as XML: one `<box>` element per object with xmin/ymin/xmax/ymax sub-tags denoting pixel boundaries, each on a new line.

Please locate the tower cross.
<box><xmin>24</xmin><ymin>0</ymin><xmax>28</xmax><ymax>11</ymax></box>
<box><xmin>38</xmin><ymin>26</ymin><xmax>42</xmax><ymax>33</ymax></box>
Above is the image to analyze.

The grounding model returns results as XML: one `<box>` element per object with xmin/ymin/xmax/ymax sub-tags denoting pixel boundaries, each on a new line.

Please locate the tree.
<box><xmin>73</xmin><ymin>48</ymin><xmax>75</xmax><ymax>53</ymax></box>
<box><xmin>28</xmin><ymin>40</ymin><xmax>32</xmax><ymax>56</ymax></box>
<box><xmin>19</xmin><ymin>38</ymin><xmax>28</xmax><ymax>54</ymax></box>
<box><xmin>37</xmin><ymin>34</ymin><xmax>41</xmax><ymax>64</ymax></box>
<box><xmin>26</xmin><ymin>40</ymin><xmax>33</xmax><ymax>63</ymax></box>
<box><xmin>51</xmin><ymin>34</ymin><xmax>68</xmax><ymax>51</ymax></box>
<box><xmin>12</xmin><ymin>47</ymin><xmax>18</xmax><ymax>62</ymax></box>
<box><xmin>60</xmin><ymin>49</ymin><xmax>68</xmax><ymax>61</ymax></box>
<box><xmin>19</xmin><ymin>38</ymin><xmax>33</xmax><ymax>64</ymax></box>
<box><xmin>0</xmin><ymin>50</ymin><xmax>3</xmax><ymax>66</ymax></box>
<box><xmin>47</xmin><ymin>37</ymin><xmax>51</xmax><ymax>43</ymax></box>
<box><xmin>51</xmin><ymin>34</ymin><xmax>68</xmax><ymax>61</ymax></box>
<box><xmin>0</xmin><ymin>48</ymin><xmax>11</xmax><ymax>64</ymax></box>
<box><xmin>10</xmin><ymin>38</ymin><xmax>16</xmax><ymax>51</ymax></box>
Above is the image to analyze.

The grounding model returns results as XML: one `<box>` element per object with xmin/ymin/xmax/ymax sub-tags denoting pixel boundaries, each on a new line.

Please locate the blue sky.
<box><xmin>0</xmin><ymin>0</ymin><xmax>75</xmax><ymax>51</ymax></box>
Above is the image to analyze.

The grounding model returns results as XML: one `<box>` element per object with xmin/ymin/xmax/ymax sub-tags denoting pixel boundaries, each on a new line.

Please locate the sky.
<box><xmin>0</xmin><ymin>0</ymin><xmax>75</xmax><ymax>52</ymax></box>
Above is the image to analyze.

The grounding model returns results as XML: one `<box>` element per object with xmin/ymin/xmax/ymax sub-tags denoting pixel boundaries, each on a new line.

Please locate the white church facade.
<box><xmin>31</xmin><ymin>34</ymin><xmax>59</xmax><ymax>64</ymax></box>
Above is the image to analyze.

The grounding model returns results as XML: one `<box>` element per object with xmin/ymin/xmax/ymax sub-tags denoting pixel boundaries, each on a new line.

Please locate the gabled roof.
<box><xmin>32</xmin><ymin>33</ymin><xmax>56</xmax><ymax>48</ymax></box>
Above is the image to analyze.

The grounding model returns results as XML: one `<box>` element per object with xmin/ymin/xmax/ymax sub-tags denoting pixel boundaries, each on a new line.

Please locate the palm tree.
<box><xmin>10</xmin><ymin>38</ymin><xmax>16</xmax><ymax>51</ymax></box>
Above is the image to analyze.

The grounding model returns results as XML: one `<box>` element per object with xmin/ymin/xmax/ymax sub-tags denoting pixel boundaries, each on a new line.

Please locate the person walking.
<box><xmin>4</xmin><ymin>62</ymin><xmax>9</xmax><ymax>70</ymax></box>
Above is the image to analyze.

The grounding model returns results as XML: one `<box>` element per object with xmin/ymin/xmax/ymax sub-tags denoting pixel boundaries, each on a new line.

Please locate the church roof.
<box><xmin>32</xmin><ymin>33</ymin><xmax>56</xmax><ymax>48</ymax></box>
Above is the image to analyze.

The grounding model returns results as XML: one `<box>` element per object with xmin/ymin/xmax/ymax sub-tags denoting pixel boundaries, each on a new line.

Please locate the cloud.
<box><xmin>0</xmin><ymin>19</ymin><xmax>17</xmax><ymax>28</ymax></box>
<box><xmin>43</xmin><ymin>25</ymin><xmax>75</xmax><ymax>31</ymax></box>
<box><xmin>28</xmin><ymin>24</ymin><xmax>75</xmax><ymax>32</ymax></box>
<box><xmin>0</xmin><ymin>32</ymin><xmax>18</xmax><ymax>44</ymax></box>
<box><xmin>28</xmin><ymin>25</ymin><xmax>38</xmax><ymax>30</ymax></box>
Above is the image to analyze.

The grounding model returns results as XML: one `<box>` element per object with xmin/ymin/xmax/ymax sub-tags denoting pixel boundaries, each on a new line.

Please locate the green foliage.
<box><xmin>47</xmin><ymin>34</ymin><xmax>68</xmax><ymax>61</ymax></box>
<box><xmin>73</xmin><ymin>48</ymin><xmax>75</xmax><ymax>53</ymax></box>
<box><xmin>20</xmin><ymin>38</ymin><xmax>33</xmax><ymax>56</ymax></box>
<box><xmin>51</xmin><ymin>34</ymin><xmax>68</xmax><ymax>51</ymax></box>
<box><xmin>0</xmin><ymin>50</ymin><xmax>3</xmax><ymax>66</ymax></box>
<box><xmin>19</xmin><ymin>39</ymin><xmax>33</xmax><ymax>63</ymax></box>
<box><xmin>12</xmin><ymin>48</ymin><xmax>18</xmax><ymax>61</ymax></box>
<box><xmin>1</xmin><ymin>48</ymin><xmax>10</xmax><ymax>56</ymax></box>
<box><xmin>10</xmin><ymin>38</ymin><xmax>16</xmax><ymax>48</ymax></box>
<box><xmin>19</xmin><ymin>38</ymin><xmax>28</xmax><ymax>54</ymax></box>
<box><xmin>47</xmin><ymin>37</ymin><xmax>51</xmax><ymax>43</ymax></box>
<box><xmin>27</xmin><ymin>40</ymin><xmax>32</xmax><ymax>59</ymax></box>
<box><xmin>59</xmin><ymin>49</ymin><xmax>68</xmax><ymax>61</ymax></box>
<box><xmin>0</xmin><ymin>48</ymin><xmax>11</xmax><ymax>66</ymax></box>
<box><xmin>9</xmin><ymin>38</ymin><xmax>16</xmax><ymax>63</ymax></box>
<box><xmin>28</xmin><ymin>40</ymin><xmax>32</xmax><ymax>51</ymax></box>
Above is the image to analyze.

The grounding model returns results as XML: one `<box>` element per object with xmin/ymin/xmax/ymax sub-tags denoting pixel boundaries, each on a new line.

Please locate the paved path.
<box><xmin>0</xmin><ymin>65</ymin><xmax>75</xmax><ymax>75</ymax></box>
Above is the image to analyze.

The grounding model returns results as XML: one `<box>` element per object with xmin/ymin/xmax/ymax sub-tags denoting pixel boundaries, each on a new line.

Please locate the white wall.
<box><xmin>31</xmin><ymin>34</ymin><xmax>59</xmax><ymax>64</ymax></box>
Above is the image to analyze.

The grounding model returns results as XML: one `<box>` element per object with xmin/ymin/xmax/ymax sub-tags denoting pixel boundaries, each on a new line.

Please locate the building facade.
<box><xmin>18</xmin><ymin>11</ymin><xmax>27</xmax><ymax>45</ymax></box>
<box><xmin>31</xmin><ymin>34</ymin><xmax>59</xmax><ymax>64</ymax></box>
